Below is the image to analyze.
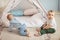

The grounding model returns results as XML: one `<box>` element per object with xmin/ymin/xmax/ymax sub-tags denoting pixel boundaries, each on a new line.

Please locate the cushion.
<box><xmin>9</xmin><ymin>9</ymin><xmax>24</xmax><ymax>16</ymax></box>
<box><xmin>24</xmin><ymin>8</ymin><xmax>38</xmax><ymax>16</ymax></box>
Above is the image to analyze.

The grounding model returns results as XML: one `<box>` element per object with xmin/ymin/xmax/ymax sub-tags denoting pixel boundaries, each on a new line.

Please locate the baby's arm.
<box><xmin>43</xmin><ymin>24</ymin><xmax>51</xmax><ymax>29</ymax></box>
<box><xmin>51</xmin><ymin>19</ymin><xmax>57</xmax><ymax>29</ymax></box>
<box><xmin>47</xmin><ymin>18</ymin><xmax>57</xmax><ymax>29</ymax></box>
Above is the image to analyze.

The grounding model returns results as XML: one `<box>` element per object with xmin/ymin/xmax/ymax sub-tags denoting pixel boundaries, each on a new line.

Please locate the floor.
<box><xmin>1</xmin><ymin>14</ymin><xmax>60</xmax><ymax>40</ymax></box>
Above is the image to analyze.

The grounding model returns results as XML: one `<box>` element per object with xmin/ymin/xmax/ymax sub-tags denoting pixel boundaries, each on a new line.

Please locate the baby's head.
<box><xmin>7</xmin><ymin>14</ymin><xmax>13</xmax><ymax>21</ymax></box>
<box><xmin>47</xmin><ymin>10</ymin><xmax>54</xmax><ymax>19</ymax></box>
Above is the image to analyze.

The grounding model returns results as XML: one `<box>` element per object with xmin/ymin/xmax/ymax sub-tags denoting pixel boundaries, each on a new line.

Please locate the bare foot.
<box><xmin>26</xmin><ymin>32</ymin><xmax>30</xmax><ymax>37</ymax></box>
<box><xmin>34</xmin><ymin>34</ymin><xmax>40</xmax><ymax>37</ymax></box>
<box><xmin>27</xmin><ymin>34</ymin><xmax>30</xmax><ymax>37</ymax></box>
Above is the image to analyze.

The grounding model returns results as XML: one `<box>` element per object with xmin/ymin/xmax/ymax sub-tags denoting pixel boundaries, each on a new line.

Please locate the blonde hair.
<box><xmin>48</xmin><ymin>10</ymin><xmax>54</xmax><ymax>16</ymax></box>
<box><xmin>48</xmin><ymin>10</ymin><xmax>53</xmax><ymax>13</ymax></box>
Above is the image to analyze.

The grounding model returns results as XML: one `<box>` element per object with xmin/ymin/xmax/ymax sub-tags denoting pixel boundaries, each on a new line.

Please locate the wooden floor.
<box><xmin>1</xmin><ymin>14</ymin><xmax>60</xmax><ymax>40</ymax></box>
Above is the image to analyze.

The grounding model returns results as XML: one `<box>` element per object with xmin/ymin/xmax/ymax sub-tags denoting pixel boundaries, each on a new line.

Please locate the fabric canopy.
<box><xmin>1</xmin><ymin>0</ymin><xmax>47</xmax><ymax>24</ymax></box>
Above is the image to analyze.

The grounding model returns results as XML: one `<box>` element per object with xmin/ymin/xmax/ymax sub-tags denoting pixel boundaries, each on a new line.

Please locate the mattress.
<box><xmin>15</xmin><ymin>16</ymin><xmax>44</xmax><ymax>27</ymax></box>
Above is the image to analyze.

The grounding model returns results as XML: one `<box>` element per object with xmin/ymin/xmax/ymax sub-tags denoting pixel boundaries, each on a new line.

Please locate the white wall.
<box><xmin>40</xmin><ymin>0</ymin><xmax>58</xmax><ymax>11</ymax></box>
<box><xmin>58</xmin><ymin>0</ymin><xmax>60</xmax><ymax>11</ymax></box>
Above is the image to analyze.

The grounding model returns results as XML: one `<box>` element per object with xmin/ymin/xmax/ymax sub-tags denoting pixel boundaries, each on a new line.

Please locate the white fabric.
<box><xmin>1</xmin><ymin>0</ymin><xmax>48</xmax><ymax>27</ymax></box>
<box><xmin>1</xmin><ymin>0</ymin><xmax>57</xmax><ymax>32</ymax></box>
<box><xmin>47</xmin><ymin>18</ymin><xmax>57</xmax><ymax>29</ymax></box>
<box><xmin>31</xmin><ymin>13</ymin><xmax>47</xmax><ymax>23</ymax></box>
<box><xmin>2</xmin><ymin>0</ymin><xmax>47</xmax><ymax>18</ymax></box>
<box><xmin>31</xmin><ymin>0</ymin><xmax>47</xmax><ymax>19</ymax></box>
<box><xmin>13</xmin><ymin>0</ymin><xmax>36</xmax><ymax>10</ymax></box>
<box><xmin>1</xmin><ymin>13</ymin><xmax>44</xmax><ymax>27</ymax></box>
<box><xmin>24</xmin><ymin>8</ymin><xmax>38</xmax><ymax>16</ymax></box>
<box><xmin>15</xmin><ymin>16</ymin><xmax>43</xmax><ymax>27</ymax></box>
<box><xmin>1</xmin><ymin>0</ymin><xmax>21</xmax><ymax>22</ymax></box>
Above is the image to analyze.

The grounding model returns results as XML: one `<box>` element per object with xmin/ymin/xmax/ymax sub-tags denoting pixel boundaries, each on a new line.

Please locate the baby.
<box><xmin>7</xmin><ymin>14</ymin><xmax>30</xmax><ymax>37</ymax></box>
<box><xmin>34</xmin><ymin>10</ymin><xmax>56</xmax><ymax>36</ymax></box>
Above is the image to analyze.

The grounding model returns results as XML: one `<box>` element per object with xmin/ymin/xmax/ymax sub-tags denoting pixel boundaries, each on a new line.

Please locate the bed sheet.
<box><xmin>15</xmin><ymin>16</ymin><xmax>44</xmax><ymax>27</ymax></box>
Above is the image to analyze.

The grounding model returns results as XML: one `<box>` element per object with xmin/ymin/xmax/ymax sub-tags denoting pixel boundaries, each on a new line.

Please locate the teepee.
<box><xmin>1</xmin><ymin>0</ymin><xmax>47</xmax><ymax>25</ymax></box>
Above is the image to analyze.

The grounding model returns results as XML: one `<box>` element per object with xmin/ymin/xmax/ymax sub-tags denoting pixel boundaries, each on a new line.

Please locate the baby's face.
<box><xmin>47</xmin><ymin>12</ymin><xmax>54</xmax><ymax>19</ymax></box>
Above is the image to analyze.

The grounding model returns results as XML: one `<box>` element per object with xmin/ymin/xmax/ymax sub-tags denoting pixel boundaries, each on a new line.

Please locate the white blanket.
<box><xmin>15</xmin><ymin>16</ymin><xmax>43</xmax><ymax>27</ymax></box>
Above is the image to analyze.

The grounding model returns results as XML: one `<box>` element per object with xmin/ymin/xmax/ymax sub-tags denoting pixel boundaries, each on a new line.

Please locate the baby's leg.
<box><xmin>34</xmin><ymin>27</ymin><xmax>41</xmax><ymax>36</ymax></box>
<box><xmin>40</xmin><ymin>29</ymin><xmax>47</xmax><ymax>35</ymax></box>
<box><xmin>40</xmin><ymin>28</ymin><xmax>55</xmax><ymax>35</ymax></box>
<box><xmin>19</xmin><ymin>29</ymin><xmax>30</xmax><ymax>37</ymax></box>
<box><xmin>8</xmin><ymin>24</ymin><xmax>13</xmax><ymax>32</ymax></box>
<box><xmin>19</xmin><ymin>24</ymin><xmax>30</xmax><ymax>37</ymax></box>
<box><xmin>20</xmin><ymin>30</ymin><xmax>27</xmax><ymax>36</ymax></box>
<box><xmin>46</xmin><ymin>28</ymin><xmax>56</xmax><ymax>34</ymax></box>
<box><xmin>26</xmin><ymin>29</ymin><xmax>30</xmax><ymax>37</ymax></box>
<box><xmin>36</xmin><ymin>27</ymin><xmax>41</xmax><ymax>32</ymax></box>
<box><xmin>34</xmin><ymin>27</ymin><xmax>48</xmax><ymax>36</ymax></box>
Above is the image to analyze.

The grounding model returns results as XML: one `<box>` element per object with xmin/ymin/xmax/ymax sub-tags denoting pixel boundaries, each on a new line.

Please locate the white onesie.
<box><xmin>47</xmin><ymin>18</ymin><xmax>57</xmax><ymax>30</ymax></box>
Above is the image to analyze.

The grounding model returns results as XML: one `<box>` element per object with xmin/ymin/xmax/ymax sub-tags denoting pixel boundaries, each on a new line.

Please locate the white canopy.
<box><xmin>1</xmin><ymin>0</ymin><xmax>47</xmax><ymax>25</ymax></box>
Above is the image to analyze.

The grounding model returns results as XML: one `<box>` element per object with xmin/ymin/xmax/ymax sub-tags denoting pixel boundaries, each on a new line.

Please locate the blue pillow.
<box><xmin>9</xmin><ymin>10</ymin><xmax>24</xmax><ymax>16</ymax></box>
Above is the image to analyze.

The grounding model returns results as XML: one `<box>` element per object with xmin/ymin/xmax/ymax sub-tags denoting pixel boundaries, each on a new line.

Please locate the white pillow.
<box><xmin>24</xmin><ymin>8</ymin><xmax>38</xmax><ymax>16</ymax></box>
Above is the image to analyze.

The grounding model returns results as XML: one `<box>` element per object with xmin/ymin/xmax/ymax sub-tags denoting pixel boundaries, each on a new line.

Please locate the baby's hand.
<box><xmin>43</xmin><ymin>26</ymin><xmax>48</xmax><ymax>29</ymax></box>
<box><xmin>43</xmin><ymin>26</ymin><xmax>50</xmax><ymax>29</ymax></box>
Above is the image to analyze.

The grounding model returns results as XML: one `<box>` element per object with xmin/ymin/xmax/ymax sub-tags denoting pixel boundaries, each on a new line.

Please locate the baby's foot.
<box><xmin>34</xmin><ymin>34</ymin><xmax>40</xmax><ymax>37</ymax></box>
<box><xmin>34</xmin><ymin>32</ymin><xmax>41</xmax><ymax>37</ymax></box>
<box><xmin>26</xmin><ymin>32</ymin><xmax>30</xmax><ymax>37</ymax></box>
<box><xmin>27</xmin><ymin>34</ymin><xmax>30</xmax><ymax>37</ymax></box>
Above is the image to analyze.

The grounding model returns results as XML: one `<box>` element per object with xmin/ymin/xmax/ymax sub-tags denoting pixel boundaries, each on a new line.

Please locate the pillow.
<box><xmin>24</xmin><ymin>8</ymin><xmax>38</xmax><ymax>16</ymax></box>
<box><xmin>9</xmin><ymin>9</ymin><xmax>24</xmax><ymax>16</ymax></box>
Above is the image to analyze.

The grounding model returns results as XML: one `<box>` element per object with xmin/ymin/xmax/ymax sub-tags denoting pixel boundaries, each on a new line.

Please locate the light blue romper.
<box><xmin>9</xmin><ymin>18</ymin><xmax>27</xmax><ymax>36</ymax></box>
